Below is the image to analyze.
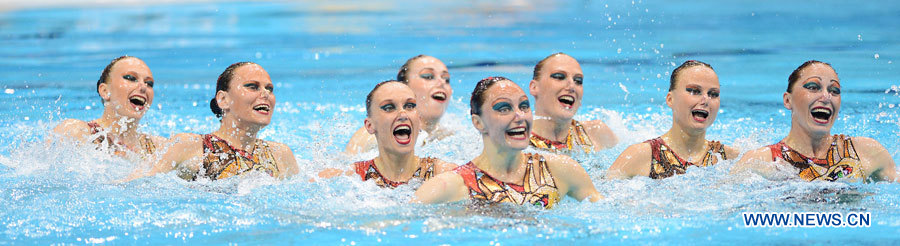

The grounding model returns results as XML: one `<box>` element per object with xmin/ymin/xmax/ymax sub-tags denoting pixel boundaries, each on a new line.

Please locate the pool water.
<box><xmin>2</xmin><ymin>0</ymin><xmax>900</xmax><ymax>244</ymax></box>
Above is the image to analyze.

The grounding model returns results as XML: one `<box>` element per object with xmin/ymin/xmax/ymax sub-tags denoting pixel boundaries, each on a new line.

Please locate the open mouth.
<box><xmin>129</xmin><ymin>95</ymin><xmax>147</xmax><ymax>109</ymax></box>
<box><xmin>393</xmin><ymin>124</ymin><xmax>412</xmax><ymax>144</ymax></box>
<box><xmin>691</xmin><ymin>109</ymin><xmax>709</xmax><ymax>122</ymax></box>
<box><xmin>253</xmin><ymin>104</ymin><xmax>271</xmax><ymax>114</ymax></box>
<box><xmin>505</xmin><ymin>126</ymin><xmax>528</xmax><ymax>140</ymax></box>
<box><xmin>558</xmin><ymin>95</ymin><xmax>575</xmax><ymax>109</ymax></box>
<box><xmin>810</xmin><ymin>106</ymin><xmax>832</xmax><ymax>124</ymax></box>
<box><xmin>431</xmin><ymin>92</ymin><xmax>447</xmax><ymax>103</ymax></box>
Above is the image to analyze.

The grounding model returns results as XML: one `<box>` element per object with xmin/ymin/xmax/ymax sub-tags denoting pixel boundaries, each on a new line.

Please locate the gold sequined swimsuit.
<box><xmin>530</xmin><ymin>120</ymin><xmax>594</xmax><ymax>153</ymax></box>
<box><xmin>454</xmin><ymin>153</ymin><xmax>560</xmax><ymax>209</ymax></box>
<box><xmin>353</xmin><ymin>157</ymin><xmax>437</xmax><ymax>188</ymax></box>
<box><xmin>646</xmin><ymin>137</ymin><xmax>727</xmax><ymax>179</ymax></box>
<box><xmin>87</xmin><ymin>121</ymin><xmax>156</xmax><ymax>156</ymax></box>
<box><xmin>768</xmin><ymin>134</ymin><xmax>864</xmax><ymax>182</ymax></box>
<box><xmin>198</xmin><ymin>134</ymin><xmax>280</xmax><ymax>180</ymax></box>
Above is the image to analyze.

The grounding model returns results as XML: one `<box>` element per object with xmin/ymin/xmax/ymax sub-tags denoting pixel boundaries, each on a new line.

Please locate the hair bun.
<box><xmin>210</xmin><ymin>98</ymin><xmax>223</xmax><ymax>118</ymax></box>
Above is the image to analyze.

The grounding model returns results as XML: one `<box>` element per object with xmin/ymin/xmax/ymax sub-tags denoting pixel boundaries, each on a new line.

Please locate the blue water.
<box><xmin>2</xmin><ymin>0</ymin><xmax>899</xmax><ymax>244</ymax></box>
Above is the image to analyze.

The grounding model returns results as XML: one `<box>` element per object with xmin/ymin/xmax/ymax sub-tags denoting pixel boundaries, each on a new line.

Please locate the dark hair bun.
<box><xmin>210</xmin><ymin>98</ymin><xmax>223</xmax><ymax>118</ymax></box>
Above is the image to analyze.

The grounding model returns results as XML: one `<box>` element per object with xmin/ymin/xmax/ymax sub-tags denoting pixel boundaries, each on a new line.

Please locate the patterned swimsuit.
<box><xmin>198</xmin><ymin>134</ymin><xmax>280</xmax><ymax>180</ymax></box>
<box><xmin>530</xmin><ymin>120</ymin><xmax>594</xmax><ymax>153</ymax></box>
<box><xmin>455</xmin><ymin>153</ymin><xmax>560</xmax><ymax>209</ymax></box>
<box><xmin>353</xmin><ymin>157</ymin><xmax>437</xmax><ymax>188</ymax></box>
<box><xmin>646</xmin><ymin>137</ymin><xmax>727</xmax><ymax>179</ymax></box>
<box><xmin>87</xmin><ymin>121</ymin><xmax>156</xmax><ymax>156</ymax></box>
<box><xmin>768</xmin><ymin>134</ymin><xmax>863</xmax><ymax>182</ymax></box>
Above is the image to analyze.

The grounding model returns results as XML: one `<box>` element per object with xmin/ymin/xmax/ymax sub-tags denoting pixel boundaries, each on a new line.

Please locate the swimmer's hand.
<box><xmin>310</xmin><ymin>168</ymin><xmax>354</xmax><ymax>182</ymax></box>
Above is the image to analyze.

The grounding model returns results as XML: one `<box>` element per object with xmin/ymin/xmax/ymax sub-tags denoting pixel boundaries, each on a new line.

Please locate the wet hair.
<box><xmin>787</xmin><ymin>60</ymin><xmax>833</xmax><ymax>93</ymax></box>
<box><xmin>365</xmin><ymin>80</ymin><xmax>406</xmax><ymax>116</ymax></box>
<box><xmin>210</xmin><ymin>62</ymin><xmax>255</xmax><ymax>118</ymax></box>
<box><xmin>396</xmin><ymin>54</ymin><xmax>429</xmax><ymax>83</ymax></box>
<box><xmin>669</xmin><ymin>60</ymin><xmax>714</xmax><ymax>91</ymax></box>
<box><xmin>470</xmin><ymin>76</ymin><xmax>511</xmax><ymax>115</ymax></box>
<box><xmin>96</xmin><ymin>55</ymin><xmax>136</xmax><ymax>101</ymax></box>
<box><xmin>532</xmin><ymin>52</ymin><xmax>569</xmax><ymax>80</ymax></box>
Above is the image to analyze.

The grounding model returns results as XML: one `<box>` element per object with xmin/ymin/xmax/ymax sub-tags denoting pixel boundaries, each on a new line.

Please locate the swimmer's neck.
<box><xmin>95</xmin><ymin>111</ymin><xmax>141</xmax><ymax>140</ymax></box>
<box><xmin>374</xmin><ymin>147</ymin><xmax>419</xmax><ymax>182</ymax></box>
<box><xmin>662</xmin><ymin>124</ymin><xmax>708</xmax><ymax>160</ymax></box>
<box><xmin>423</xmin><ymin>119</ymin><xmax>438</xmax><ymax>134</ymax></box>
<box><xmin>474</xmin><ymin>139</ymin><xmax>526</xmax><ymax>183</ymax></box>
<box><xmin>214</xmin><ymin>117</ymin><xmax>264</xmax><ymax>151</ymax></box>
<box><xmin>783</xmin><ymin>127</ymin><xmax>833</xmax><ymax>158</ymax></box>
<box><xmin>531</xmin><ymin>115</ymin><xmax>573</xmax><ymax>141</ymax></box>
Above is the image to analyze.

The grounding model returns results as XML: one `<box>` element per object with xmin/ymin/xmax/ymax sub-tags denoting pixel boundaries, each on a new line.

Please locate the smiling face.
<box><xmin>98</xmin><ymin>57</ymin><xmax>154</xmax><ymax>119</ymax></box>
<box><xmin>530</xmin><ymin>54</ymin><xmax>584</xmax><ymax>121</ymax></box>
<box><xmin>404</xmin><ymin>56</ymin><xmax>452</xmax><ymax>124</ymax></box>
<box><xmin>365</xmin><ymin>82</ymin><xmax>420</xmax><ymax>154</ymax></box>
<box><xmin>473</xmin><ymin>80</ymin><xmax>533</xmax><ymax>150</ymax></box>
<box><xmin>666</xmin><ymin>66</ymin><xmax>721</xmax><ymax>132</ymax></box>
<box><xmin>784</xmin><ymin>63</ymin><xmax>841</xmax><ymax>136</ymax></box>
<box><xmin>216</xmin><ymin>64</ymin><xmax>276</xmax><ymax>127</ymax></box>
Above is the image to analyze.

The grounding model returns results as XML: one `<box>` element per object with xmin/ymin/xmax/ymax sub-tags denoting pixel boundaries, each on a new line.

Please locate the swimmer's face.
<box><xmin>216</xmin><ymin>64</ymin><xmax>276</xmax><ymax>127</ymax></box>
<box><xmin>99</xmin><ymin>57</ymin><xmax>154</xmax><ymax>120</ymax></box>
<box><xmin>784</xmin><ymin>63</ymin><xmax>841</xmax><ymax>136</ymax></box>
<box><xmin>365</xmin><ymin>83</ymin><xmax>419</xmax><ymax>154</ymax></box>
<box><xmin>404</xmin><ymin>56</ymin><xmax>452</xmax><ymax>125</ymax></box>
<box><xmin>666</xmin><ymin>65</ymin><xmax>720</xmax><ymax>132</ymax></box>
<box><xmin>530</xmin><ymin>54</ymin><xmax>584</xmax><ymax>121</ymax></box>
<box><xmin>472</xmin><ymin>80</ymin><xmax>532</xmax><ymax>150</ymax></box>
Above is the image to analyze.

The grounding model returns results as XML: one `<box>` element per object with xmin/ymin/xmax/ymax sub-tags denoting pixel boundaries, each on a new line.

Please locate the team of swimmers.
<box><xmin>51</xmin><ymin>53</ymin><xmax>898</xmax><ymax>209</ymax></box>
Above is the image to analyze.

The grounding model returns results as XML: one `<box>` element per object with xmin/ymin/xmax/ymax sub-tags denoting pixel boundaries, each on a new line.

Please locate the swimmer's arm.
<box><xmin>123</xmin><ymin>133</ymin><xmax>200</xmax><ymax>182</ymax></box>
<box><xmin>547</xmin><ymin>154</ymin><xmax>602</xmax><ymax>202</ymax></box>
<box><xmin>49</xmin><ymin>119</ymin><xmax>90</xmax><ymax>142</ymax></box>
<box><xmin>730</xmin><ymin>147</ymin><xmax>770</xmax><ymax>176</ymax></box>
<box><xmin>432</xmin><ymin>158</ymin><xmax>459</xmax><ymax>175</ymax></box>
<box><xmin>271</xmin><ymin>142</ymin><xmax>300</xmax><ymax>178</ymax></box>
<box><xmin>345</xmin><ymin>126</ymin><xmax>376</xmax><ymax>155</ymax></box>
<box><xmin>723</xmin><ymin>145</ymin><xmax>741</xmax><ymax>161</ymax></box>
<box><xmin>605</xmin><ymin>143</ymin><xmax>651</xmax><ymax>179</ymax></box>
<box><xmin>412</xmin><ymin>172</ymin><xmax>468</xmax><ymax>204</ymax></box>
<box><xmin>584</xmin><ymin>119</ymin><xmax>618</xmax><ymax>150</ymax></box>
<box><xmin>855</xmin><ymin>137</ymin><xmax>898</xmax><ymax>182</ymax></box>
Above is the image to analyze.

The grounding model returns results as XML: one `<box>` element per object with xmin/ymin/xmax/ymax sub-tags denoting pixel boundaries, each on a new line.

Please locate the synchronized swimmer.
<box><xmin>52</xmin><ymin>54</ymin><xmax>898</xmax><ymax>209</ymax></box>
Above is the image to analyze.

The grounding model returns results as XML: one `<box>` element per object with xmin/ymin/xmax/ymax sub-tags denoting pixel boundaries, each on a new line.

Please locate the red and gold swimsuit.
<box><xmin>768</xmin><ymin>134</ymin><xmax>863</xmax><ymax>182</ymax></box>
<box><xmin>454</xmin><ymin>153</ymin><xmax>560</xmax><ymax>209</ymax></box>
<box><xmin>199</xmin><ymin>134</ymin><xmax>280</xmax><ymax>180</ymax></box>
<box><xmin>353</xmin><ymin>157</ymin><xmax>437</xmax><ymax>188</ymax></box>
<box><xmin>87</xmin><ymin>121</ymin><xmax>156</xmax><ymax>155</ymax></box>
<box><xmin>646</xmin><ymin>137</ymin><xmax>727</xmax><ymax>179</ymax></box>
<box><xmin>530</xmin><ymin>120</ymin><xmax>594</xmax><ymax>153</ymax></box>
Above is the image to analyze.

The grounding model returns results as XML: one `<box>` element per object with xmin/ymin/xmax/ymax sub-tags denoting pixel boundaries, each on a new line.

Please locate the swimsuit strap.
<box><xmin>647</xmin><ymin>137</ymin><xmax>724</xmax><ymax>179</ymax></box>
<box><xmin>528</xmin><ymin>120</ymin><xmax>593</xmax><ymax>153</ymax></box>
<box><xmin>570</xmin><ymin>120</ymin><xmax>594</xmax><ymax>152</ymax></box>
<box><xmin>200</xmin><ymin>134</ymin><xmax>280</xmax><ymax>180</ymax></box>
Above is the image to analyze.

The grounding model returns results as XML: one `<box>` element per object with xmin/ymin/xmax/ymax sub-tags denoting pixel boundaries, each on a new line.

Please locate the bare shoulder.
<box><xmin>722</xmin><ymin>144</ymin><xmax>741</xmax><ymax>161</ymax></box>
<box><xmin>413</xmin><ymin>171</ymin><xmax>467</xmax><ymax>204</ymax></box>
<box><xmin>147</xmin><ymin>134</ymin><xmax>168</xmax><ymax>148</ymax></box>
<box><xmin>606</xmin><ymin>142</ymin><xmax>652</xmax><ymax>179</ymax></box>
<box><xmin>431</xmin><ymin>158</ymin><xmax>459</xmax><ymax>174</ymax></box>
<box><xmin>345</xmin><ymin>125</ymin><xmax>376</xmax><ymax>154</ymax></box>
<box><xmin>582</xmin><ymin>119</ymin><xmax>618</xmax><ymax>149</ymax></box>
<box><xmin>169</xmin><ymin>133</ymin><xmax>203</xmax><ymax>146</ymax></box>
<box><xmin>52</xmin><ymin>119</ymin><xmax>90</xmax><ymax>139</ymax></box>
<box><xmin>266</xmin><ymin>140</ymin><xmax>299</xmax><ymax>177</ymax></box>
<box><xmin>730</xmin><ymin>146</ymin><xmax>773</xmax><ymax>175</ymax></box>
